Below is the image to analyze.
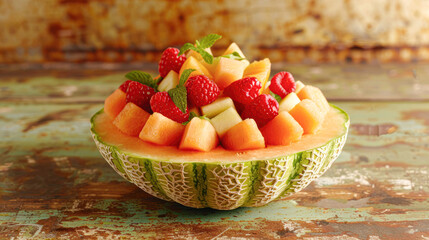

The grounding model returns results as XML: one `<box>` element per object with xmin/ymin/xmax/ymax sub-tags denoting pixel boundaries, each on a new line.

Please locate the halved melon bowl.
<box><xmin>90</xmin><ymin>104</ymin><xmax>349</xmax><ymax>210</ymax></box>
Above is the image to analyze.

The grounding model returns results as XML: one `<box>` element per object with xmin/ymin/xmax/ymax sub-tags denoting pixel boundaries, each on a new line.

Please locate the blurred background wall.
<box><xmin>1</xmin><ymin>0</ymin><xmax>429</xmax><ymax>64</ymax></box>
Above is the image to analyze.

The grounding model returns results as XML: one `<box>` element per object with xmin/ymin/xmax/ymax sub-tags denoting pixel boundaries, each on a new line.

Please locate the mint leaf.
<box><xmin>194</xmin><ymin>48</ymin><xmax>214</xmax><ymax>64</ymax></box>
<box><xmin>182</xmin><ymin>112</ymin><xmax>199</xmax><ymax>125</ymax></box>
<box><xmin>220</xmin><ymin>51</ymin><xmax>245</xmax><ymax>61</ymax></box>
<box><xmin>197</xmin><ymin>34</ymin><xmax>222</xmax><ymax>49</ymax></box>
<box><xmin>179</xmin><ymin>68</ymin><xmax>195</xmax><ymax>86</ymax></box>
<box><xmin>168</xmin><ymin>86</ymin><xmax>187</xmax><ymax>113</ymax></box>
<box><xmin>178</xmin><ymin>43</ymin><xmax>195</xmax><ymax>56</ymax></box>
<box><xmin>125</xmin><ymin>71</ymin><xmax>158</xmax><ymax>89</ymax></box>
<box><xmin>270</xmin><ymin>91</ymin><xmax>282</xmax><ymax>103</ymax></box>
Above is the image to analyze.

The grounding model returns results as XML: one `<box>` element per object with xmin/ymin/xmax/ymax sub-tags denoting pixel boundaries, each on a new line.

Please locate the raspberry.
<box><xmin>119</xmin><ymin>80</ymin><xmax>133</xmax><ymax>93</ymax></box>
<box><xmin>150</xmin><ymin>92</ymin><xmax>189</xmax><ymax>123</ymax></box>
<box><xmin>224</xmin><ymin>77</ymin><xmax>262</xmax><ymax>104</ymax></box>
<box><xmin>158</xmin><ymin>48</ymin><xmax>187</xmax><ymax>78</ymax></box>
<box><xmin>186</xmin><ymin>75</ymin><xmax>220</xmax><ymax>107</ymax></box>
<box><xmin>241</xmin><ymin>94</ymin><xmax>279</xmax><ymax>127</ymax></box>
<box><xmin>125</xmin><ymin>81</ymin><xmax>156</xmax><ymax>113</ymax></box>
<box><xmin>269</xmin><ymin>72</ymin><xmax>296</xmax><ymax>98</ymax></box>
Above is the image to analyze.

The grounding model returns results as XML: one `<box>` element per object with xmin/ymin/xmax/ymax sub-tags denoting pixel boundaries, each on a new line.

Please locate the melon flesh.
<box><xmin>261</xmin><ymin>111</ymin><xmax>303</xmax><ymax>145</ymax></box>
<box><xmin>279</xmin><ymin>92</ymin><xmax>301</xmax><ymax>112</ymax></box>
<box><xmin>214</xmin><ymin>58</ymin><xmax>247</xmax><ymax>89</ymax></box>
<box><xmin>297</xmin><ymin>85</ymin><xmax>330</xmax><ymax>115</ymax></box>
<box><xmin>243</xmin><ymin>58</ymin><xmax>271</xmax><ymax>93</ymax></box>
<box><xmin>221</xmin><ymin>119</ymin><xmax>265</xmax><ymax>151</ymax></box>
<box><xmin>158</xmin><ymin>70</ymin><xmax>179</xmax><ymax>92</ymax></box>
<box><xmin>113</xmin><ymin>102</ymin><xmax>150</xmax><ymax>136</ymax></box>
<box><xmin>295</xmin><ymin>81</ymin><xmax>305</xmax><ymax>94</ymax></box>
<box><xmin>201</xmin><ymin>97</ymin><xmax>235</xmax><ymax>118</ymax></box>
<box><xmin>104</xmin><ymin>89</ymin><xmax>127</xmax><ymax>119</ymax></box>
<box><xmin>139</xmin><ymin>112</ymin><xmax>185</xmax><ymax>146</ymax></box>
<box><xmin>210</xmin><ymin>107</ymin><xmax>242</xmax><ymax>138</ymax></box>
<box><xmin>179</xmin><ymin>56</ymin><xmax>213</xmax><ymax>81</ymax></box>
<box><xmin>91</xmin><ymin>105</ymin><xmax>349</xmax><ymax>209</ymax></box>
<box><xmin>179</xmin><ymin>117</ymin><xmax>218</xmax><ymax>152</ymax></box>
<box><xmin>222</xmin><ymin>42</ymin><xmax>246</xmax><ymax>58</ymax></box>
<box><xmin>289</xmin><ymin>99</ymin><xmax>324</xmax><ymax>134</ymax></box>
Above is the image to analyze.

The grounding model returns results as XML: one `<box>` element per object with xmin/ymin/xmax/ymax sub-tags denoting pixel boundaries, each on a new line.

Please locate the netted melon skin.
<box><xmin>91</xmin><ymin>105</ymin><xmax>349</xmax><ymax>210</ymax></box>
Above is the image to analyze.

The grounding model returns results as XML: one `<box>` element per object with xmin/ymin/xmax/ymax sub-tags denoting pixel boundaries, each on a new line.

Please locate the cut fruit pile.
<box><xmin>104</xmin><ymin>34</ymin><xmax>331</xmax><ymax>152</ymax></box>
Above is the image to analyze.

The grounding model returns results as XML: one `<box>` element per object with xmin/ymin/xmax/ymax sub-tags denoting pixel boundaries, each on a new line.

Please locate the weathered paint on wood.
<box><xmin>0</xmin><ymin>65</ymin><xmax>429</xmax><ymax>239</ymax></box>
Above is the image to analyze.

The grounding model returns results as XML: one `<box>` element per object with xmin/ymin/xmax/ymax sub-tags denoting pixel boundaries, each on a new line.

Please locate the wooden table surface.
<box><xmin>1</xmin><ymin>63</ymin><xmax>429</xmax><ymax>239</ymax></box>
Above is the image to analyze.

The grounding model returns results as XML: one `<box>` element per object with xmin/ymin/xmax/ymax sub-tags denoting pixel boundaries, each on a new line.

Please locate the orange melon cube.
<box><xmin>222</xmin><ymin>42</ymin><xmax>246</xmax><ymax>58</ymax></box>
<box><xmin>104</xmin><ymin>89</ymin><xmax>127</xmax><ymax>120</ymax></box>
<box><xmin>179</xmin><ymin>56</ymin><xmax>213</xmax><ymax>82</ymax></box>
<box><xmin>214</xmin><ymin>58</ymin><xmax>247</xmax><ymax>89</ymax></box>
<box><xmin>297</xmin><ymin>86</ymin><xmax>330</xmax><ymax>115</ymax></box>
<box><xmin>289</xmin><ymin>99</ymin><xmax>324</xmax><ymax>134</ymax></box>
<box><xmin>222</xmin><ymin>119</ymin><xmax>265</xmax><ymax>151</ymax></box>
<box><xmin>113</xmin><ymin>102</ymin><xmax>150</xmax><ymax>136</ymax></box>
<box><xmin>243</xmin><ymin>58</ymin><xmax>271</xmax><ymax>93</ymax></box>
<box><xmin>179</xmin><ymin>117</ymin><xmax>219</xmax><ymax>152</ymax></box>
<box><xmin>261</xmin><ymin>111</ymin><xmax>304</xmax><ymax>145</ymax></box>
<box><xmin>139</xmin><ymin>112</ymin><xmax>185</xmax><ymax>146</ymax></box>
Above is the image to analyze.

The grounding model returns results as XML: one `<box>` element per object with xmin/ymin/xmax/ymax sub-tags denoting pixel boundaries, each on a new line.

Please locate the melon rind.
<box><xmin>90</xmin><ymin>105</ymin><xmax>349</xmax><ymax>210</ymax></box>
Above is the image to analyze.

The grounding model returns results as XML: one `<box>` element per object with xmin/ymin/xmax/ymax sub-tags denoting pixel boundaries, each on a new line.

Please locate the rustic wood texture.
<box><xmin>2</xmin><ymin>0</ymin><xmax>429</xmax><ymax>63</ymax></box>
<box><xmin>1</xmin><ymin>63</ymin><xmax>429</xmax><ymax>239</ymax></box>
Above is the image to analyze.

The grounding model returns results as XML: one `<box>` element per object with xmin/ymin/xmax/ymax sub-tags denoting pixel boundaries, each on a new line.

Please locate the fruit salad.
<box><xmin>103</xmin><ymin>34</ymin><xmax>330</xmax><ymax>152</ymax></box>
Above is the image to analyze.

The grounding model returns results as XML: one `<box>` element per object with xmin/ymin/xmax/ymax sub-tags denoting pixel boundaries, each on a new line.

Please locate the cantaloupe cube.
<box><xmin>189</xmin><ymin>106</ymin><xmax>200</xmax><ymax>116</ymax></box>
<box><xmin>113</xmin><ymin>102</ymin><xmax>150</xmax><ymax>136</ymax></box>
<box><xmin>104</xmin><ymin>89</ymin><xmax>127</xmax><ymax>120</ymax></box>
<box><xmin>210</xmin><ymin>107</ymin><xmax>242</xmax><ymax>138</ymax></box>
<box><xmin>222</xmin><ymin>42</ymin><xmax>246</xmax><ymax>58</ymax></box>
<box><xmin>158</xmin><ymin>70</ymin><xmax>179</xmax><ymax>92</ymax></box>
<box><xmin>139</xmin><ymin>112</ymin><xmax>185</xmax><ymax>146</ymax></box>
<box><xmin>201</xmin><ymin>97</ymin><xmax>235</xmax><ymax>118</ymax></box>
<box><xmin>243</xmin><ymin>58</ymin><xmax>271</xmax><ymax>93</ymax></box>
<box><xmin>222</xmin><ymin>119</ymin><xmax>265</xmax><ymax>151</ymax></box>
<box><xmin>186</xmin><ymin>48</ymin><xmax>217</xmax><ymax>75</ymax></box>
<box><xmin>261</xmin><ymin>111</ymin><xmax>303</xmax><ymax>145</ymax></box>
<box><xmin>295</xmin><ymin>81</ymin><xmax>305</xmax><ymax>93</ymax></box>
<box><xmin>279</xmin><ymin>92</ymin><xmax>301</xmax><ymax>112</ymax></box>
<box><xmin>179</xmin><ymin>56</ymin><xmax>213</xmax><ymax>82</ymax></box>
<box><xmin>289</xmin><ymin>99</ymin><xmax>324</xmax><ymax>134</ymax></box>
<box><xmin>179</xmin><ymin>117</ymin><xmax>219</xmax><ymax>152</ymax></box>
<box><xmin>214</xmin><ymin>58</ymin><xmax>247</xmax><ymax>89</ymax></box>
<box><xmin>297</xmin><ymin>86</ymin><xmax>330</xmax><ymax>115</ymax></box>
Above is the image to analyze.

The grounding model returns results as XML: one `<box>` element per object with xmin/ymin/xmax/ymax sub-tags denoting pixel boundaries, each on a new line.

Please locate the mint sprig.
<box><xmin>168</xmin><ymin>69</ymin><xmax>195</xmax><ymax>113</ymax></box>
<box><xmin>220</xmin><ymin>51</ymin><xmax>245</xmax><ymax>61</ymax></box>
<box><xmin>270</xmin><ymin>91</ymin><xmax>282</xmax><ymax>103</ymax></box>
<box><xmin>125</xmin><ymin>71</ymin><xmax>159</xmax><ymax>90</ymax></box>
<box><xmin>178</xmin><ymin>34</ymin><xmax>222</xmax><ymax>64</ymax></box>
<box><xmin>182</xmin><ymin>112</ymin><xmax>210</xmax><ymax>125</ymax></box>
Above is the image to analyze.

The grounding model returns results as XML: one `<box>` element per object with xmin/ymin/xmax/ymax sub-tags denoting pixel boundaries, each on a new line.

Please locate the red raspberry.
<box><xmin>119</xmin><ymin>80</ymin><xmax>133</xmax><ymax>92</ymax></box>
<box><xmin>126</xmin><ymin>81</ymin><xmax>156</xmax><ymax>113</ymax></box>
<box><xmin>158</xmin><ymin>47</ymin><xmax>187</xmax><ymax>78</ymax></box>
<box><xmin>241</xmin><ymin>94</ymin><xmax>279</xmax><ymax>127</ymax></box>
<box><xmin>150</xmin><ymin>92</ymin><xmax>189</xmax><ymax>123</ymax></box>
<box><xmin>224</xmin><ymin>77</ymin><xmax>262</xmax><ymax>104</ymax></box>
<box><xmin>186</xmin><ymin>75</ymin><xmax>220</xmax><ymax>107</ymax></box>
<box><xmin>269</xmin><ymin>72</ymin><xmax>296</xmax><ymax>98</ymax></box>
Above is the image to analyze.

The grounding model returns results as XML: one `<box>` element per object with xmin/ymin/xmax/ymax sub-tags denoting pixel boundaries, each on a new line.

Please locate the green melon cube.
<box><xmin>210</xmin><ymin>107</ymin><xmax>242</xmax><ymax>137</ymax></box>
<box><xmin>201</xmin><ymin>97</ymin><xmax>235</xmax><ymax>118</ymax></box>
<box><xmin>279</xmin><ymin>92</ymin><xmax>301</xmax><ymax>112</ymax></box>
<box><xmin>158</xmin><ymin>70</ymin><xmax>179</xmax><ymax>92</ymax></box>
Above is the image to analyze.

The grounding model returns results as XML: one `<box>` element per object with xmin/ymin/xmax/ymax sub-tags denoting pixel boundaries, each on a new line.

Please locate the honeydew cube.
<box><xmin>201</xmin><ymin>97</ymin><xmax>235</xmax><ymax>118</ymax></box>
<box><xmin>214</xmin><ymin>58</ymin><xmax>247</xmax><ymax>89</ymax></box>
<box><xmin>279</xmin><ymin>92</ymin><xmax>301</xmax><ymax>112</ymax></box>
<box><xmin>210</xmin><ymin>107</ymin><xmax>242</xmax><ymax>138</ymax></box>
<box><xmin>158</xmin><ymin>70</ymin><xmax>179</xmax><ymax>92</ymax></box>
<box><xmin>295</xmin><ymin>81</ymin><xmax>305</xmax><ymax>94</ymax></box>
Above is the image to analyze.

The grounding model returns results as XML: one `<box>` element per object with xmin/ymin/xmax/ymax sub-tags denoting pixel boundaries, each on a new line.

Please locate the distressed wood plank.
<box><xmin>1</xmin><ymin>63</ymin><xmax>429</xmax><ymax>102</ymax></box>
<box><xmin>1</xmin><ymin>100</ymin><xmax>429</xmax><ymax>239</ymax></box>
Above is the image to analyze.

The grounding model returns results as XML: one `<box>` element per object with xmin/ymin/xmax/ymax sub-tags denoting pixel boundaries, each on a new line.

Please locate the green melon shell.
<box><xmin>90</xmin><ymin>105</ymin><xmax>349</xmax><ymax>210</ymax></box>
